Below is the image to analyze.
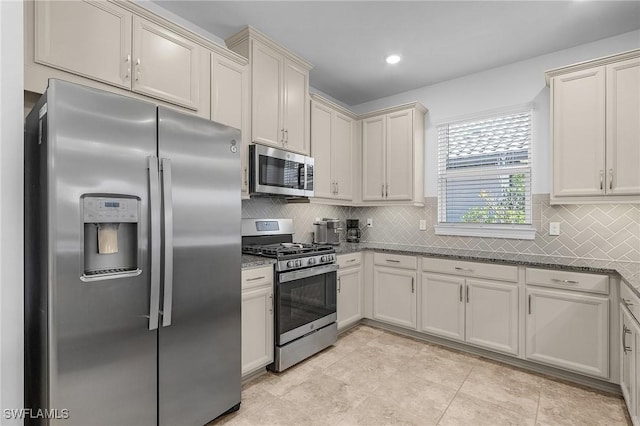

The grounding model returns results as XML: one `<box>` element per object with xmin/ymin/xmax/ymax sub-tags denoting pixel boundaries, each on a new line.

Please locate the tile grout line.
<box><xmin>534</xmin><ymin>389</ymin><xmax>541</xmax><ymax>426</ymax></box>
<box><xmin>434</xmin><ymin>363</ymin><xmax>475</xmax><ymax>425</ymax></box>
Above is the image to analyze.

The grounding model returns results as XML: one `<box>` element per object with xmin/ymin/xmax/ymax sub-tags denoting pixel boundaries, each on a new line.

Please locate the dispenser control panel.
<box><xmin>83</xmin><ymin>197</ymin><xmax>139</xmax><ymax>223</ymax></box>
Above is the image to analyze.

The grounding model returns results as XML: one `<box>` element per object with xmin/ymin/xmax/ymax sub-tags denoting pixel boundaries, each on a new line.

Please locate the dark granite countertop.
<box><xmin>242</xmin><ymin>242</ymin><xmax>640</xmax><ymax>298</ymax></box>
<box><xmin>334</xmin><ymin>242</ymin><xmax>640</xmax><ymax>296</ymax></box>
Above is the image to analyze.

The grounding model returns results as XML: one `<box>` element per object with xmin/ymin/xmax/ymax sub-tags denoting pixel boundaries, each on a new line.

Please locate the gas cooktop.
<box><xmin>242</xmin><ymin>242</ymin><xmax>334</xmax><ymax>259</ymax></box>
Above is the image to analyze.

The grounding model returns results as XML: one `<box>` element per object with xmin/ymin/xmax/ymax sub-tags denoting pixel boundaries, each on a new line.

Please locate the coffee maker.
<box><xmin>346</xmin><ymin>219</ymin><xmax>361</xmax><ymax>243</ymax></box>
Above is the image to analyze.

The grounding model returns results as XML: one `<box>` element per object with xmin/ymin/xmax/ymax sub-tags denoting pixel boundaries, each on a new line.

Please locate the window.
<box><xmin>436</xmin><ymin>108</ymin><xmax>534</xmax><ymax>240</ymax></box>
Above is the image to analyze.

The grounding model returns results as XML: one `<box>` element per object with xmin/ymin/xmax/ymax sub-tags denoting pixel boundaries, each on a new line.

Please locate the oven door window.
<box><xmin>259</xmin><ymin>155</ymin><xmax>305</xmax><ymax>190</ymax></box>
<box><xmin>277</xmin><ymin>271</ymin><xmax>336</xmax><ymax>340</ymax></box>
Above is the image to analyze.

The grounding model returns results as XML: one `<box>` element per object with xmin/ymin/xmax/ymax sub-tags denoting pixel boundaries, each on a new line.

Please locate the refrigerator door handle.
<box><xmin>148</xmin><ymin>156</ymin><xmax>161</xmax><ymax>330</ymax></box>
<box><xmin>161</xmin><ymin>158</ymin><xmax>174</xmax><ymax>327</ymax></box>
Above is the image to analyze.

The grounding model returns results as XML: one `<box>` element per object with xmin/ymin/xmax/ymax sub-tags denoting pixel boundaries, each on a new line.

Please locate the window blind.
<box><xmin>437</xmin><ymin>109</ymin><xmax>532</xmax><ymax>225</ymax></box>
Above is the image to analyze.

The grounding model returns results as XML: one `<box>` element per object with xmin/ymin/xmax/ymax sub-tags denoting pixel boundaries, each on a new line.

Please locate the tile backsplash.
<box><xmin>242</xmin><ymin>195</ymin><xmax>640</xmax><ymax>263</ymax></box>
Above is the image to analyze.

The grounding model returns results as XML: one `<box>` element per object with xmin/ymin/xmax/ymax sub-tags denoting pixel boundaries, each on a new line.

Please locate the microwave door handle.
<box><xmin>160</xmin><ymin>158</ymin><xmax>174</xmax><ymax>327</ymax></box>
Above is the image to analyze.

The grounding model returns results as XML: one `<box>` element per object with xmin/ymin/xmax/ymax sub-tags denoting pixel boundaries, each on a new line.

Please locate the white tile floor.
<box><xmin>211</xmin><ymin>325</ymin><xmax>630</xmax><ymax>426</ymax></box>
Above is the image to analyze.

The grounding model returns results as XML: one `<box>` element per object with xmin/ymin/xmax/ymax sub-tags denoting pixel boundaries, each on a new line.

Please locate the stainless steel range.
<box><xmin>242</xmin><ymin>219</ymin><xmax>338</xmax><ymax>372</ymax></box>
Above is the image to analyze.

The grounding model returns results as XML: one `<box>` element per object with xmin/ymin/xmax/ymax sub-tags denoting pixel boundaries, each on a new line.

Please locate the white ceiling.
<box><xmin>153</xmin><ymin>1</ymin><xmax>640</xmax><ymax>106</ymax></box>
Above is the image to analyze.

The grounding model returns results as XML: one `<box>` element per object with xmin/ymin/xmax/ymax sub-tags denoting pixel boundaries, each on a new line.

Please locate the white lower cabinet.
<box><xmin>337</xmin><ymin>254</ymin><xmax>363</xmax><ymax>330</ymax></box>
<box><xmin>621</xmin><ymin>306</ymin><xmax>638</xmax><ymax>422</ymax></box>
<box><xmin>526</xmin><ymin>287</ymin><xmax>609</xmax><ymax>378</ymax></box>
<box><xmin>373</xmin><ymin>262</ymin><xmax>417</xmax><ymax>329</ymax></box>
<box><xmin>421</xmin><ymin>273</ymin><xmax>518</xmax><ymax>355</ymax></box>
<box><xmin>241</xmin><ymin>266</ymin><xmax>274</xmax><ymax>377</ymax></box>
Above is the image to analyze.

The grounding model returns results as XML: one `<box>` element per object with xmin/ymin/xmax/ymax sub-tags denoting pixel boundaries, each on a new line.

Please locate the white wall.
<box><xmin>351</xmin><ymin>30</ymin><xmax>640</xmax><ymax>197</ymax></box>
<box><xmin>0</xmin><ymin>0</ymin><xmax>24</xmax><ymax>424</ymax></box>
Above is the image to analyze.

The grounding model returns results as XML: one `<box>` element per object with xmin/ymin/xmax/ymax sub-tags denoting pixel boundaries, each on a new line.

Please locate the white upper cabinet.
<box><xmin>226</xmin><ymin>27</ymin><xmax>312</xmax><ymax>155</ymax></box>
<box><xmin>132</xmin><ymin>16</ymin><xmax>201</xmax><ymax>110</ymax></box>
<box><xmin>211</xmin><ymin>52</ymin><xmax>249</xmax><ymax>196</ymax></box>
<box><xmin>547</xmin><ymin>49</ymin><xmax>640</xmax><ymax>203</ymax></box>
<box><xmin>606</xmin><ymin>57</ymin><xmax>640</xmax><ymax>195</ymax></box>
<box><xmin>310</xmin><ymin>95</ymin><xmax>355</xmax><ymax>202</ymax></box>
<box><xmin>28</xmin><ymin>0</ymin><xmax>249</xmax><ymax>119</ymax></box>
<box><xmin>360</xmin><ymin>103</ymin><xmax>426</xmax><ymax>205</ymax></box>
<box><xmin>34</xmin><ymin>0</ymin><xmax>132</xmax><ymax>89</ymax></box>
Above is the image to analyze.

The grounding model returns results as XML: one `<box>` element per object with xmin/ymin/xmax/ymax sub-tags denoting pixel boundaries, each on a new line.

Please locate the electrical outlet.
<box><xmin>419</xmin><ymin>220</ymin><xmax>427</xmax><ymax>231</ymax></box>
<box><xmin>366</xmin><ymin>218</ymin><xmax>373</xmax><ymax>228</ymax></box>
<box><xmin>549</xmin><ymin>222</ymin><xmax>561</xmax><ymax>236</ymax></box>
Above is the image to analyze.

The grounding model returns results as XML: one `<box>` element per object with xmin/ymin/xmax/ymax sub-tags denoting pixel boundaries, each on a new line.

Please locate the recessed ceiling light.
<box><xmin>386</xmin><ymin>54</ymin><xmax>401</xmax><ymax>65</ymax></box>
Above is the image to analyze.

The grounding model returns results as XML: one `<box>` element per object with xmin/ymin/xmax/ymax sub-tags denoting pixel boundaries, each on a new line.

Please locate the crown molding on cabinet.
<box><xmin>225</xmin><ymin>25</ymin><xmax>313</xmax><ymax>71</ymax></box>
<box><xmin>358</xmin><ymin>101</ymin><xmax>428</xmax><ymax>120</ymax></box>
<box><xmin>310</xmin><ymin>93</ymin><xmax>357</xmax><ymax>120</ymax></box>
<box><xmin>544</xmin><ymin>48</ymin><xmax>640</xmax><ymax>86</ymax></box>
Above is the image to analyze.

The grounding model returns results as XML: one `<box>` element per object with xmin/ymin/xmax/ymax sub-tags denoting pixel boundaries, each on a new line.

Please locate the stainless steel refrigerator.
<box><xmin>24</xmin><ymin>79</ymin><xmax>241</xmax><ymax>426</ymax></box>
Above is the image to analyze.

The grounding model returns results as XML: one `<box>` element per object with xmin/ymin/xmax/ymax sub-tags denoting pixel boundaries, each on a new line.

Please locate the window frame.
<box><xmin>435</xmin><ymin>105</ymin><xmax>536</xmax><ymax>240</ymax></box>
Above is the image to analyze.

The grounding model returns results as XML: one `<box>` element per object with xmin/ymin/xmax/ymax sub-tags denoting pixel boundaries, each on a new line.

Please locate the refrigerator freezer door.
<box><xmin>25</xmin><ymin>80</ymin><xmax>158</xmax><ymax>425</ymax></box>
<box><xmin>157</xmin><ymin>107</ymin><xmax>242</xmax><ymax>425</ymax></box>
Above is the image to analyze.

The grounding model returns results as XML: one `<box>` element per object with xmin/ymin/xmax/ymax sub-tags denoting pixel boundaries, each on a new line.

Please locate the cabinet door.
<box><xmin>465</xmin><ymin>279</ymin><xmax>518</xmax><ymax>355</ymax></box>
<box><xmin>337</xmin><ymin>267</ymin><xmax>363</xmax><ymax>329</ymax></box>
<box><xmin>34</xmin><ymin>0</ymin><xmax>132</xmax><ymax>89</ymax></box>
<box><xmin>251</xmin><ymin>41</ymin><xmax>283</xmax><ymax>147</ymax></box>
<box><xmin>373</xmin><ymin>266</ymin><xmax>416</xmax><ymax>329</ymax></box>
<box><xmin>552</xmin><ymin>67</ymin><xmax>606</xmax><ymax>197</ymax></box>
<box><xmin>526</xmin><ymin>288</ymin><xmax>609</xmax><ymax>378</ymax></box>
<box><xmin>333</xmin><ymin>112</ymin><xmax>354</xmax><ymax>200</ymax></box>
<box><xmin>621</xmin><ymin>307</ymin><xmax>637</xmax><ymax>418</ymax></box>
<box><xmin>310</xmin><ymin>101</ymin><xmax>334</xmax><ymax>199</ymax></box>
<box><xmin>211</xmin><ymin>53</ymin><xmax>249</xmax><ymax>195</ymax></box>
<box><xmin>420</xmin><ymin>273</ymin><xmax>465</xmax><ymax>341</ymax></box>
<box><xmin>362</xmin><ymin>116</ymin><xmax>386</xmax><ymax>201</ymax></box>
<box><xmin>132</xmin><ymin>16</ymin><xmax>201</xmax><ymax>110</ymax></box>
<box><xmin>606</xmin><ymin>58</ymin><xmax>640</xmax><ymax>195</ymax></box>
<box><xmin>283</xmin><ymin>58</ymin><xmax>309</xmax><ymax>155</ymax></box>
<box><xmin>386</xmin><ymin>110</ymin><xmax>413</xmax><ymax>201</ymax></box>
<box><xmin>241</xmin><ymin>285</ymin><xmax>273</xmax><ymax>376</ymax></box>
<box><xmin>211</xmin><ymin>53</ymin><xmax>246</xmax><ymax>130</ymax></box>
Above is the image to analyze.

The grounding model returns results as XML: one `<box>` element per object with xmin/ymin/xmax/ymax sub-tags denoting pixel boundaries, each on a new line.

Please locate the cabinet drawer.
<box><xmin>422</xmin><ymin>258</ymin><xmax>518</xmax><ymax>283</ymax></box>
<box><xmin>525</xmin><ymin>268</ymin><xmax>609</xmax><ymax>294</ymax></box>
<box><xmin>374</xmin><ymin>252</ymin><xmax>417</xmax><ymax>269</ymax></box>
<box><xmin>621</xmin><ymin>284</ymin><xmax>640</xmax><ymax>322</ymax></box>
<box><xmin>241</xmin><ymin>265</ymin><xmax>273</xmax><ymax>290</ymax></box>
<box><xmin>338</xmin><ymin>252</ymin><xmax>361</xmax><ymax>268</ymax></box>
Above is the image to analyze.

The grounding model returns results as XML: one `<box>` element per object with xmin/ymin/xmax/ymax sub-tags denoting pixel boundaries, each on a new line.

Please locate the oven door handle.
<box><xmin>279</xmin><ymin>264</ymin><xmax>339</xmax><ymax>283</ymax></box>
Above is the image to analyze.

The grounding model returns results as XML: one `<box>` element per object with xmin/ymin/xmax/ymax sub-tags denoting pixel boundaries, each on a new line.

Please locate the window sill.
<box><xmin>434</xmin><ymin>224</ymin><xmax>537</xmax><ymax>240</ymax></box>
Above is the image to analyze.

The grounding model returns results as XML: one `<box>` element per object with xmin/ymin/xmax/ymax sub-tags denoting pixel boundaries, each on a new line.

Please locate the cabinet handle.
<box><xmin>466</xmin><ymin>285</ymin><xmax>470</xmax><ymax>303</ymax></box>
<box><xmin>281</xmin><ymin>128</ymin><xmax>285</xmax><ymax>144</ymax></box>
<box><xmin>600</xmin><ymin>170</ymin><xmax>604</xmax><ymax>191</ymax></box>
<box><xmin>381</xmin><ymin>184</ymin><xmax>385</xmax><ymax>197</ymax></box>
<box><xmin>459</xmin><ymin>284</ymin><xmax>463</xmax><ymax>302</ymax></box>
<box><xmin>346</xmin><ymin>259</ymin><xmax>356</xmax><ymax>263</ymax></box>
<box><xmin>609</xmin><ymin>169</ymin><xmax>613</xmax><ymax>190</ymax></box>
<box><xmin>244</xmin><ymin>167</ymin><xmax>248</xmax><ymax>187</ymax></box>
<box><xmin>551</xmin><ymin>278</ymin><xmax>579</xmax><ymax>285</ymax></box>
<box><xmin>285</xmin><ymin>129</ymin><xmax>288</xmax><ymax>143</ymax></box>
<box><xmin>135</xmin><ymin>58</ymin><xmax>141</xmax><ymax>82</ymax></box>
<box><xmin>269</xmin><ymin>294</ymin><xmax>273</xmax><ymax>314</ymax></box>
<box><xmin>246</xmin><ymin>276</ymin><xmax>265</xmax><ymax>282</ymax></box>
<box><xmin>336</xmin><ymin>181</ymin><xmax>339</xmax><ymax>195</ymax></box>
<box><xmin>125</xmin><ymin>54</ymin><xmax>131</xmax><ymax>80</ymax></box>
<box><xmin>337</xmin><ymin>277</ymin><xmax>341</xmax><ymax>293</ymax></box>
<box><xmin>623</xmin><ymin>298</ymin><xmax>634</xmax><ymax>308</ymax></box>
<box><xmin>411</xmin><ymin>277</ymin><xmax>415</xmax><ymax>293</ymax></box>
<box><xmin>385</xmin><ymin>259</ymin><xmax>400</xmax><ymax>263</ymax></box>
<box><xmin>623</xmin><ymin>325</ymin><xmax>632</xmax><ymax>354</ymax></box>
<box><xmin>385</xmin><ymin>184</ymin><xmax>389</xmax><ymax>198</ymax></box>
<box><xmin>528</xmin><ymin>294</ymin><xmax>532</xmax><ymax>315</ymax></box>
<box><xmin>454</xmin><ymin>266</ymin><xmax>474</xmax><ymax>273</ymax></box>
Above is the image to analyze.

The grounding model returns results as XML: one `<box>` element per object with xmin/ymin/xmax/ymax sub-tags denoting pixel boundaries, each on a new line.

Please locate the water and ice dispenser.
<box><xmin>82</xmin><ymin>196</ymin><xmax>140</xmax><ymax>279</ymax></box>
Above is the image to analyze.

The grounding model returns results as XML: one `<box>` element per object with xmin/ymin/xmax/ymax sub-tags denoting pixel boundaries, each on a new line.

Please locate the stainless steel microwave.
<box><xmin>249</xmin><ymin>144</ymin><xmax>314</xmax><ymax>198</ymax></box>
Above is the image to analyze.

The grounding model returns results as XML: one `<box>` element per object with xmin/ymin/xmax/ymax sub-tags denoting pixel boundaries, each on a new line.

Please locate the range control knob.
<box><xmin>297</xmin><ymin>260</ymin><xmax>302</xmax><ymax>267</ymax></box>
<box><xmin>320</xmin><ymin>255</ymin><xmax>327</xmax><ymax>262</ymax></box>
<box><xmin>286</xmin><ymin>260</ymin><xmax>294</xmax><ymax>268</ymax></box>
<box><xmin>308</xmin><ymin>258</ymin><xmax>316</xmax><ymax>266</ymax></box>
